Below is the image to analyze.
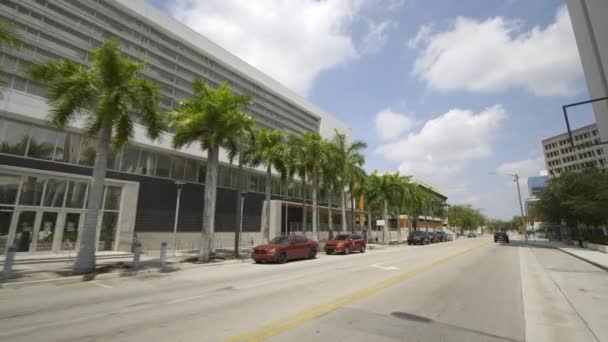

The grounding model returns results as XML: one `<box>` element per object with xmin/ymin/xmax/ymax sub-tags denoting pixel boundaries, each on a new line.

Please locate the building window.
<box><xmin>19</xmin><ymin>176</ymin><xmax>44</xmax><ymax>206</ymax></box>
<box><xmin>138</xmin><ymin>150</ymin><xmax>156</xmax><ymax>176</ymax></box>
<box><xmin>171</xmin><ymin>156</ymin><xmax>186</xmax><ymax>180</ymax></box>
<box><xmin>65</xmin><ymin>181</ymin><xmax>88</xmax><ymax>209</ymax></box>
<box><xmin>43</xmin><ymin>179</ymin><xmax>67</xmax><ymax>207</ymax></box>
<box><xmin>155</xmin><ymin>153</ymin><xmax>171</xmax><ymax>178</ymax></box>
<box><xmin>103</xmin><ymin>186</ymin><xmax>122</xmax><ymax>211</ymax></box>
<box><xmin>0</xmin><ymin>173</ymin><xmax>21</xmax><ymax>205</ymax></box>
<box><xmin>120</xmin><ymin>147</ymin><xmax>141</xmax><ymax>173</ymax></box>
<box><xmin>0</xmin><ymin>119</ymin><xmax>30</xmax><ymax>156</ymax></box>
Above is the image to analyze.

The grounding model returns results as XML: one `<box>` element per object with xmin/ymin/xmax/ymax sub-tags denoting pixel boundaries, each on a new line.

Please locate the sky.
<box><xmin>149</xmin><ymin>0</ymin><xmax>596</xmax><ymax>220</ymax></box>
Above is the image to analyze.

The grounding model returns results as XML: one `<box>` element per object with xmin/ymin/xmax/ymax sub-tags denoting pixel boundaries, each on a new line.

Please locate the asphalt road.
<box><xmin>0</xmin><ymin>236</ymin><xmax>604</xmax><ymax>341</ymax></box>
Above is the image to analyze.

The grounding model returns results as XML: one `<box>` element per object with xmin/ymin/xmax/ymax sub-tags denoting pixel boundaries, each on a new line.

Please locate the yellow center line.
<box><xmin>225</xmin><ymin>240</ymin><xmax>492</xmax><ymax>342</ymax></box>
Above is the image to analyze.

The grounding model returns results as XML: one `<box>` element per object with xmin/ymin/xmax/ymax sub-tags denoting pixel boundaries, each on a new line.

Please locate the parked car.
<box><xmin>407</xmin><ymin>231</ymin><xmax>429</xmax><ymax>245</ymax></box>
<box><xmin>467</xmin><ymin>232</ymin><xmax>477</xmax><ymax>238</ymax></box>
<box><xmin>494</xmin><ymin>231</ymin><xmax>510</xmax><ymax>243</ymax></box>
<box><xmin>252</xmin><ymin>235</ymin><xmax>318</xmax><ymax>264</ymax></box>
<box><xmin>325</xmin><ymin>233</ymin><xmax>366</xmax><ymax>254</ymax></box>
<box><xmin>435</xmin><ymin>231</ymin><xmax>447</xmax><ymax>242</ymax></box>
<box><xmin>427</xmin><ymin>231</ymin><xmax>440</xmax><ymax>243</ymax></box>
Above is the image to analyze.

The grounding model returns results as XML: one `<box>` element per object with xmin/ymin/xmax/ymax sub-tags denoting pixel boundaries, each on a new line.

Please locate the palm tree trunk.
<box><xmin>301</xmin><ymin>176</ymin><xmax>307</xmax><ymax>233</ymax></box>
<box><xmin>264</xmin><ymin>165</ymin><xmax>272</xmax><ymax>243</ymax></box>
<box><xmin>383</xmin><ymin>200</ymin><xmax>389</xmax><ymax>243</ymax></box>
<box><xmin>200</xmin><ymin>145</ymin><xmax>219</xmax><ymax>262</ymax></box>
<box><xmin>73</xmin><ymin>122</ymin><xmax>111</xmax><ymax>274</ymax></box>
<box><xmin>341</xmin><ymin>188</ymin><xmax>347</xmax><ymax>232</ymax></box>
<box><xmin>328</xmin><ymin>187</ymin><xmax>333</xmax><ymax>240</ymax></box>
<box><xmin>367</xmin><ymin>206</ymin><xmax>372</xmax><ymax>242</ymax></box>
<box><xmin>312</xmin><ymin>169</ymin><xmax>318</xmax><ymax>241</ymax></box>
<box><xmin>350</xmin><ymin>189</ymin><xmax>356</xmax><ymax>233</ymax></box>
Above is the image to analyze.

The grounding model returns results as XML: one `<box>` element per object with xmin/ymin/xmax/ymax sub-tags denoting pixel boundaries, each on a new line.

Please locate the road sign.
<box><xmin>376</xmin><ymin>220</ymin><xmax>385</xmax><ymax>226</ymax></box>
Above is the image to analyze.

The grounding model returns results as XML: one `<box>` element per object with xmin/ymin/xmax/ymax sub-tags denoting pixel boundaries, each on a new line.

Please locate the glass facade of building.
<box><xmin>527</xmin><ymin>176</ymin><xmax>549</xmax><ymax>198</ymax></box>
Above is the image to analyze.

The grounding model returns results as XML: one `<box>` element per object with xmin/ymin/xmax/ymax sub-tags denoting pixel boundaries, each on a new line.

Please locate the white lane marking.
<box><xmin>91</xmin><ymin>281</ymin><xmax>112</xmax><ymax>289</ymax></box>
<box><xmin>371</xmin><ymin>263</ymin><xmax>400</xmax><ymax>270</ymax></box>
<box><xmin>166</xmin><ymin>293</ymin><xmax>207</xmax><ymax>304</ymax></box>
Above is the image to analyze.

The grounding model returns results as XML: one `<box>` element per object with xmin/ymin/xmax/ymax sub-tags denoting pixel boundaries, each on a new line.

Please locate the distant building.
<box><xmin>542</xmin><ymin>124</ymin><xmax>606</xmax><ymax>177</ymax></box>
<box><xmin>525</xmin><ymin>175</ymin><xmax>549</xmax><ymax>231</ymax></box>
<box><xmin>527</xmin><ymin>176</ymin><xmax>549</xmax><ymax>197</ymax></box>
<box><xmin>567</xmin><ymin>0</ymin><xmax>608</xmax><ymax>143</ymax></box>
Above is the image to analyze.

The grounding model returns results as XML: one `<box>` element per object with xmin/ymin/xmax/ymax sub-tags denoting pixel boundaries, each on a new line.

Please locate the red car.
<box><xmin>324</xmin><ymin>233</ymin><xmax>366</xmax><ymax>254</ymax></box>
<box><xmin>252</xmin><ymin>235</ymin><xmax>318</xmax><ymax>263</ymax></box>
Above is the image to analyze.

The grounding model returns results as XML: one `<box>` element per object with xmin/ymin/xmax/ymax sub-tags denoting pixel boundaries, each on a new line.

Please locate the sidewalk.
<box><xmin>0</xmin><ymin>250</ymin><xmax>249</xmax><ymax>287</ymax></box>
<box><xmin>527</xmin><ymin>239</ymin><xmax>608</xmax><ymax>271</ymax></box>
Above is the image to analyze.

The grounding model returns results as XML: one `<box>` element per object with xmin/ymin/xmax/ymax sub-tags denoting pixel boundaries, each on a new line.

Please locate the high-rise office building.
<box><xmin>542</xmin><ymin>124</ymin><xmax>606</xmax><ymax>177</ymax></box>
<box><xmin>0</xmin><ymin>0</ymin><xmax>352</xmax><ymax>254</ymax></box>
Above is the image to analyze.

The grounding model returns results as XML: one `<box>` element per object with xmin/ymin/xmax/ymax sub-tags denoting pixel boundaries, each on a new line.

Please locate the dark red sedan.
<box><xmin>252</xmin><ymin>235</ymin><xmax>318</xmax><ymax>263</ymax></box>
<box><xmin>324</xmin><ymin>233</ymin><xmax>366</xmax><ymax>254</ymax></box>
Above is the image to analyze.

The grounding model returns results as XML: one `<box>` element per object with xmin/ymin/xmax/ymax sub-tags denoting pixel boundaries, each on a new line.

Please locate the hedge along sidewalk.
<box><xmin>527</xmin><ymin>239</ymin><xmax>608</xmax><ymax>272</ymax></box>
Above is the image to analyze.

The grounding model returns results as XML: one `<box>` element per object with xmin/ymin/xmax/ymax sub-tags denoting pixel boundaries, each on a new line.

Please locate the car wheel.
<box><xmin>344</xmin><ymin>246</ymin><xmax>351</xmax><ymax>255</ymax></box>
<box><xmin>308</xmin><ymin>248</ymin><xmax>317</xmax><ymax>259</ymax></box>
<box><xmin>325</xmin><ymin>250</ymin><xmax>332</xmax><ymax>255</ymax></box>
<box><xmin>360</xmin><ymin>245</ymin><xmax>366</xmax><ymax>253</ymax></box>
<box><xmin>277</xmin><ymin>252</ymin><xmax>287</xmax><ymax>264</ymax></box>
<box><xmin>255</xmin><ymin>260</ymin><xmax>262</xmax><ymax>264</ymax></box>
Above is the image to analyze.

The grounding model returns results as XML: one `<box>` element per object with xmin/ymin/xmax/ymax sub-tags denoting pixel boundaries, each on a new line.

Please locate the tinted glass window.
<box><xmin>335</xmin><ymin>234</ymin><xmax>350</xmax><ymax>240</ymax></box>
<box><xmin>0</xmin><ymin>173</ymin><xmax>21</xmax><ymax>205</ymax></box>
<box><xmin>0</xmin><ymin>120</ymin><xmax>30</xmax><ymax>156</ymax></box>
<box><xmin>28</xmin><ymin>127</ymin><xmax>59</xmax><ymax>160</ymax></box>
<box><xmin>269</xmin><ymin>236</ymin><xmax>289</xmax><ymax>245</ymax></box>
<box><xmin>295</xmin><ymin>236</ymin><xmax>307</xmax><ymax>243</ymax></box>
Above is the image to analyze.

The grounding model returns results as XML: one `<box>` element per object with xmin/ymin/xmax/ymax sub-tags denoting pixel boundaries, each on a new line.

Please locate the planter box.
<box><xmin>588</xmin><ymin>243</ymin><xmax>608</xmax><ymax>254</ymax></box>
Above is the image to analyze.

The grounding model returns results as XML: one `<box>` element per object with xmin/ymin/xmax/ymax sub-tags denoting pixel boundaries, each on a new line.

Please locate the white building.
<box><xmin>542</xmin><ymin>124</ymin><xmax>606</xmax><ymax>177</ymax></box>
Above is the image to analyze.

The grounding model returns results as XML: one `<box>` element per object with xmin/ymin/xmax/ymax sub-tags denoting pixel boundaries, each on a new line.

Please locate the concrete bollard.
<box><xmin>2</xmin><ymin>244</ymin><xmax>16</xmax><ymax>279</ymax></box>
<box><xmin>160</xmin><ymin>241</ymin><xmax>167</xmax><ymax>269</ymax></box>
<box><xmin>132</xmin><ymin>241</ymin><xmax>142</xmax><ymax>271</ymax></box>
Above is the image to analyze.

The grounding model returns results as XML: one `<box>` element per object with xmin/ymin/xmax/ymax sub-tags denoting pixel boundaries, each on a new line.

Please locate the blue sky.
<box><xmin>151</xmin><ymin>0</ymin><xmax>593</xmax><ymax>219</ymax></box>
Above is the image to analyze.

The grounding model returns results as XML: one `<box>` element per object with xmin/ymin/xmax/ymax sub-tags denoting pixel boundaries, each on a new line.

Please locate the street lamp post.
<box><xmin>234</xmin><ymin>191</ymin><xmax>247</xmax><ymax>258</ymax></box>
<box><xmin>173</xmin><ymin>181</ymin><xmax>186</xmax><ymax>256</ymax></box>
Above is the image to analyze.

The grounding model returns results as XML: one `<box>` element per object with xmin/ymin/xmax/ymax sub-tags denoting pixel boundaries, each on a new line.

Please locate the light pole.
<box><xmin>173</xmin><ymin>181</ymin><xmax>185</xmax><ymax>255</ymax></box>
<box><xmin>490</xmin><ymin>172</ymin><xmax>527</xmax><ymax>244</ymax></box>
<box><xmin>234</xmin><ymin>191</ymin><xmax>247</xmax><ymax>258</ymax></box>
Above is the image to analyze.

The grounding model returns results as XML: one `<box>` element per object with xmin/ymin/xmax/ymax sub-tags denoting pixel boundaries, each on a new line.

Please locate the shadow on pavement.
<box><xmin>390</xmin><ymin>311</ymin><xmax>522</xmax><ymax>342</ymax></box>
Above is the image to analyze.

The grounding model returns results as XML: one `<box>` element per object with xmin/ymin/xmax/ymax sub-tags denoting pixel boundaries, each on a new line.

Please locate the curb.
<box><xmin>556</xmin><ymin>248</ymin><xmax>608</xmax><ymax>273</ymax></box>
<box><xmin>0</xmin><ymin>258</ymin><xmax>251</xmax><ymax>288</ymax></box>
<box><xmin>527</xmin><ymin>241</ymin><xmax>608</xmax><ymax>273</ymax></box>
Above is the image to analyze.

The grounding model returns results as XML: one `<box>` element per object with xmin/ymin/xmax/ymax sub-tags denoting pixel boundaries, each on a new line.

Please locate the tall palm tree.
<box><xmin>29</xmin><ymin>38</ymin><xmax>164</xmax><ymax>273</ymax></box>
<box><xmin>395</xmin><ymin>175</ymin><xmax>412</xmax><ymax>241</ymax></box>
<box><xmin>0</xmin><ymin>18</ymin><xmax>21</xmax><ymax>87</ymax></box>
<box><xmin>331</xmin><ymin>132</ymin><xmax>367</xmax><ymax>232</ymax></box>
<box><xmin>170</xmin><ymin>80</ymin><xmax>253</xmax><ymax>261</ymax></box>
<box><xmin>320</xmin><ymin>140</ymin><xmax>339</xmax><ymax>238</ymax></box>
<box><xmin>367</xmin><ymin>172</ymin><xmax>399</xmax><ymax>242</ymax></box>
<box><xmin>247</xmin><ymin>129</ymin><xmax>288</xmax><ymax>243</ymax></box>
<box><xmin>293</xmin><ymin>132</ymin><xmax>325</xmax><ymax>241</ymax></box>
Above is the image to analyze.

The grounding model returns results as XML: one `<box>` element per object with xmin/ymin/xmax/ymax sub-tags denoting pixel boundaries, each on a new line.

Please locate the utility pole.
<box><xmin>511</xmin><ymin>173</ymin><xmax>527</xmax><ymax>244</ymax></box>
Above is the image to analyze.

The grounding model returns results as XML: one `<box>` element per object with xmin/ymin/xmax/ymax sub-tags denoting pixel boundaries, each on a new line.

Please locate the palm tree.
<box><xmin>331</xmin><ymin>132</ymin><xmax>367</xmax><ymax>232</ymax></box>
<box><xmin>29</xmin><ymin>38</ymin><xmax>164</xmax><ymax>273</ymax></box>
<box><xmin>367</xmin><ymin>172</ymin><xmax>399</xmax><ymax>242</ymax></box>
<box><xmin>320</xmin><ymin>140</ymin><xmax>340</xmax><ymax>239</ymax></box>
<box><xmin>170</xmin><ymin>80</ymin><xmax>253</xmax><ymax>261</ymax></box>
<box><xmin>0</xmin><ymin>18</ymin><xmax>21</xmax><ymax>87</ymax></box>
<box><xmin>293</xmin><ymin>132</ymin><xmax>325</xmax><ymax>241</ymax></box>
<box><xmin>285</xmin><ymin>134</ymin><xmax>308</xmax><ymax>233</ymax></box>
<box><xmin>395</xmin><ymin>175</ymin><xmax>412</xmax><ymax>241</ymax></box>
<box><xmin>246</xmin><ymin>129</ymin><xmax>288</xmax><ymax>242</ymax></box>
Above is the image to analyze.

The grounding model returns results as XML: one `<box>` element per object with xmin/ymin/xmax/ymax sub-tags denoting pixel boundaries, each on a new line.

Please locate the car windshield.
<box><xmin>334</xmin><ymin>235</ymin><xmax>350</xmax><ymax>240</ymax></box>
<box><xmin>269</xmin><ymin>237</ymin><xmax>290</xmax><ymax>245</ymax></box>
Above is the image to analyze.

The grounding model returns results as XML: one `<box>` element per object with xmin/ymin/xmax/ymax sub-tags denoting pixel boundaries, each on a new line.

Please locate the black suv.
<box><xmin>408</xmin><ymin>231</ymin><xmax>429</xmax><ymax>245</ymax></box>
<box><xmin>494</xmin><ymin>231</ymin><xmax>509</xmax><ymax>243</ymax></box>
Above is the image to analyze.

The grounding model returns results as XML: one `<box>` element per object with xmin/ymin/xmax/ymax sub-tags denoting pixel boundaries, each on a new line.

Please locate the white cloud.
<box><xmin>496</xmin><ymin>157</ymin><xmax>545</xmax><ymax>178</ymax></box>
<box><xmin>170</xmin><ymin>0</ymin><xmax>381</xmax><ymax>97</ymax></box>
<box><xmin>361</xmin><ymin>20</ymin><xmax>396</xmax><ymax>54</ymax></box>
<box><xmin>377</xmin><ymin>105</ymin><xmax>507</xmax><ymax>178</ymax></box>
<box><xmin>374</xmin><ymin>108</ymin><xmax>414</xmax><ymax>140</ymax></box>
<box><xmin>410</xmin><ymin>6</ymin><xmax>583</xmax><ymax>96</ymax></box>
